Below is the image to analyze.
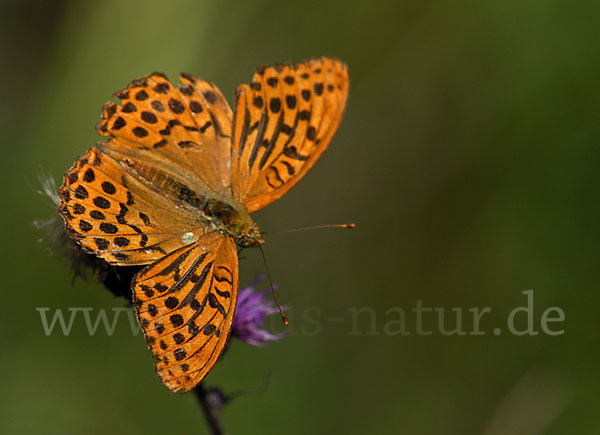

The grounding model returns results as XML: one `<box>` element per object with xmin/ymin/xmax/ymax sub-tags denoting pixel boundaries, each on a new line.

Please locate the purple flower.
<box><xmin>232</xmin><ymin>275</ymin><xmax>287</xmax><ymax>346</ymax></box>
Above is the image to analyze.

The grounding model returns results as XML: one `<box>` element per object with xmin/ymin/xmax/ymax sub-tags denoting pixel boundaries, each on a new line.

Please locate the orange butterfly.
<box><xmin>58</xmin><ymin>57</ymin><xmax>349</xmax><ymax>392</ymax></box>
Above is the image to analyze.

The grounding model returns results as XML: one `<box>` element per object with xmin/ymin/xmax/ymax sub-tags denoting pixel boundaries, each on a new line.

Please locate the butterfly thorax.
<box><xmin>202</xmin><ymin>198</ymin><xmax>264</xmax><ymax>247</ymax></box>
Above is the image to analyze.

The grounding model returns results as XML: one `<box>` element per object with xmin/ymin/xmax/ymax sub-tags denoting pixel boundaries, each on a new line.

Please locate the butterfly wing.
<box><xmin>97</xmin><ymin>72</ymin><xmax>233</xmax><ymax>197</ymax></box>
<box><xmin>132</xmin><ymin>233</ymin><xmax>238</xmax><ymax>392</ymax></box>
<box><xmin>230</xmin><ymin>57</ymin><xmax>349</xmax><ymax>212</ymax></box>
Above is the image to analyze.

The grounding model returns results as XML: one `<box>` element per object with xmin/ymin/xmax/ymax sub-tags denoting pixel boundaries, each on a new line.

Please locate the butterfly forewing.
<box><xmin>231</xmin><ymin>57</ymin><xmax>349</xmax><ymax>212</ymax></box>
<box><xmin>133</xmin><ymin>234</ymin><xmax>238</xmax><ymax>392</ymax></box>
<box><xmin>97</xmin><ymin>72</ymin><xmax>233</xmax><ymax>197</ymax></box>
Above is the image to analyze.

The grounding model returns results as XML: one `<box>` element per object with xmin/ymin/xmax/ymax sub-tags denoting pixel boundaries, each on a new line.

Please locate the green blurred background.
<box><xmin>2</xmin><ymin>0</ymin><xmax>599</xmax><ymax>433</ymax></box>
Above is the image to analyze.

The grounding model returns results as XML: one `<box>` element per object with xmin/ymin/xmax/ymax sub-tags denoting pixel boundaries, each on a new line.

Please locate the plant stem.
<box><xmin>193</xmin><ymin>383</ymin><xmax>226</xmax><ymax>435</ymax></box>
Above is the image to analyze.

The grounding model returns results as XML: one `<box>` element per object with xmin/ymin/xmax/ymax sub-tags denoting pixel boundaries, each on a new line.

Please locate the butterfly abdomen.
<box><xmin>120</xmin><ymin>156</ymin><xmax>209</xmax><ymax>211</ymax></box>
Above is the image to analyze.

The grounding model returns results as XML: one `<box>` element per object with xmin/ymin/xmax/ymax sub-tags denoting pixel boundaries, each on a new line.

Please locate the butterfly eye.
<box><xmin>236</xmin><ymin>234</ymin><xmax>253</xmax><ymax>248</ymax></box>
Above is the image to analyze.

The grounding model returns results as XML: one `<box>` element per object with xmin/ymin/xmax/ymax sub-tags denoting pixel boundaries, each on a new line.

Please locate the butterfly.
<box><xmin>57</xmin><ymin>57</ymin><xmax>349</xmax><ymax>392</ymax></box>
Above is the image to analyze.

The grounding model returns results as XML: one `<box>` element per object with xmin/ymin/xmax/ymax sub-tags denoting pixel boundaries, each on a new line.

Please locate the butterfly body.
<box><xmin>58</xmin><ymin>57</ymin><xmax>348</xmax><ymax>392</ymax></box>
<box><xmin>98</xmin><ymin>141</ymin><xmax>263</xmax><ymax>247</ymax></box>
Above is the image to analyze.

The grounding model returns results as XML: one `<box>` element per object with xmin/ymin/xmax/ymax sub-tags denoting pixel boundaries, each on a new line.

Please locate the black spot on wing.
<box><xmin>154</xmin><ymin>248</ymin><xmax>193</xmax><ymax>277</ymax></box>
<box><xmin>208</xmin><ymin>291</ymin><xmax>227</xmax><ymax>316</ymax></box>
<box><xmin>215</xmin><ymin>287</ymin><xmax>231</xmax><ymax>299</ymax></box>
<box><xmin>181</xmin><ymin>261</ymin><xmax>213</xmax><ymax>306</ymax></box>
<box><xmin>258</xmin><ymin>112</ymin><xmax>284</xmax><ymax>170</ymax></box>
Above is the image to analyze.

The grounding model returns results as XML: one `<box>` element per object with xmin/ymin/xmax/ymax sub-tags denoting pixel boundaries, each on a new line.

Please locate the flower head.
<box><xmin>34</xmin><ymin>172</ymin><xmax>143</xmax><ymax>299</ymax></box>
<box><xmin>232</xmin><ymin>275</ymin><xmax>287</xmax><ymax>347</ymax></box>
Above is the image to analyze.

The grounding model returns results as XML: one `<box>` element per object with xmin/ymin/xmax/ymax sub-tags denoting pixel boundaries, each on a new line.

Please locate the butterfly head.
<box><xmin>236</xmin><ymin>222</ymin><xmax>265</xmax><ymax>247</ymax></box>
<box><xmin>219</xmin><ymin>204</ymin><xmax>264</xmax><ymax>247</ymax></box>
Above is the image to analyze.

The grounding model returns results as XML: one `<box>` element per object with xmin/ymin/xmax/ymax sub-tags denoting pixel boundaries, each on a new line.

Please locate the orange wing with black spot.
<box><xmin>97</xmin><ymin>72</ymin><xmax>233</xmax><ymax>197</ymax></box>
<box><xmin>132</xmin><ymin>233</ymin><xmax>237</xmax><ymax>392</ymax></box>
<box><xmin>230</xmin><ymin>57</ymin><xmax>349</xmax><ymax>212</ymax></box>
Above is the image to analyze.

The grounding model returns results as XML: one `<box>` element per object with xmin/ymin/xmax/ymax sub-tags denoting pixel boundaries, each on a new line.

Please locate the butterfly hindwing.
<box><xmin>231</xmin><ymin>57</ymin><xmax>349</xmax><ymax>212</ymax></box>
<box><xmin>133</xmin><ymin>233</ymin><xmax>238</xmax><ymax>392</ymax></box>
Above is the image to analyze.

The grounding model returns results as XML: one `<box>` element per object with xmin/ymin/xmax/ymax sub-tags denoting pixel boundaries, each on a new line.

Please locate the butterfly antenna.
<box><xmin>228</xmin><ymin>372</ymin><xmax>272</xmax><ymax>401</ymax></box>
<box><xmin>265</xmin><ymin>223</ymin><xmax>355</xmax><ymax>235</ymax></box>
<box><xmin>256</xmin><ymin>243</ymin><xmax>288</xmax><ymax>326</ymax></box>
